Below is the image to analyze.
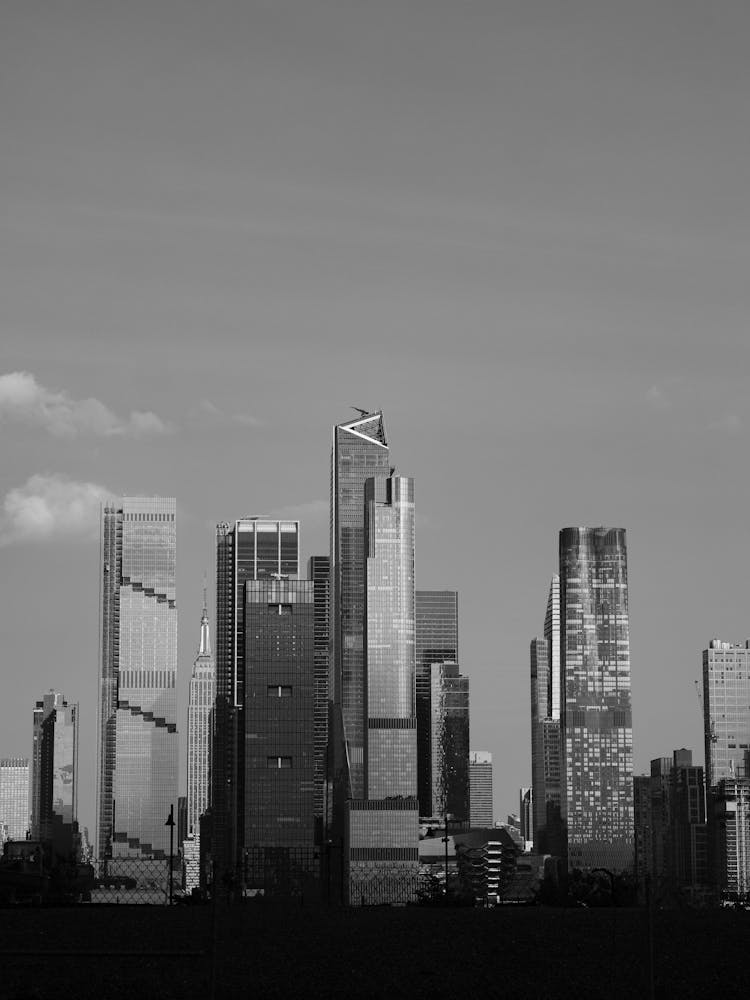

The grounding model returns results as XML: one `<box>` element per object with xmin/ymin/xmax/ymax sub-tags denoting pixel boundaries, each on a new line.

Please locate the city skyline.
<box><xmin>3</xmin><ymin>1</ymin><xmax>749</xmax><ymax>837</ymax></box>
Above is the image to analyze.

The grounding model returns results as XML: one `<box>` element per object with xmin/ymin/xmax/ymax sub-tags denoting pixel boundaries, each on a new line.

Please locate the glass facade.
<box><xmin>308</xmin><ymin>556</ymin><xmax>330</xmax><ymax>840</ymax></box>
<box><xmin>243</xmin><ymin>580</ymin><xmax>316</xmax><ymax>889</ymax></box>
<box><xmin>415</xmin><ymin>590</ymin><xmax>459</xmax><ymax>816</ymax></box>
<box><xmin>0</xmin><ymin>758</ymin><xmax>30</xmax><ymax>842</ymax></box>
<box><xmin>702</xmin><ymin>639</ymin><xmax>750</xmax><ymax>790</ymax></box>
<box><xmin>559</xmin><ymin>526</ymin><xmax>633</xmax><ymax>872</ymax></box>
<box><xmin>32</xmin><ymin>692</ymin><xmax>79</xmax><ymax>858</ymax></box>
<box><xmin>331</xmin><ymin>413</ymin><xmax>390</xmax><ymax>799</ymax></box>
<box><xmin>427</xmin><ymin>663</ymin><xmax>470</xmax><ymax>822</ymax></box>
<box><xmin>96</xmin><ymin>497</ymin><xmax>178</xmax><ymax>859</ymax></box>
<box><xmin>213</xmin><ymin>519</ymin><xmax>300</xmax><ymax>877</ymax></box>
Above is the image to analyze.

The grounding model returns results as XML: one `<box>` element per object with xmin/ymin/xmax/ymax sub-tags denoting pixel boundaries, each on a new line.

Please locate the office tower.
<box><xmin>187</xmin><ymin>595</ymin><xmax>215</xmax><ymax>839</ymax></box>
<box><xmin>243</xmin><ymin>578</ymin><xmax>316</xmax><ymax>891</ymax></box>
<box><xmin>330</xmin><ymin>411</ymin><xmax>390</xmax><ymax>802</ymax></box>
<box><xmin>530</xmin><ymin>578</ymin><xmax>564</xmax><ymax>856</ymax></box>
<box><xmin>308</xmin><ymin>555</ymin><xmax>330</xmax><ymax>841</ymax></box>
<box><xmin>0</xmin><ymin>758</ymin><xmax>29</xmax><ymax>842</ymax></box>
<box><xmin>519</xmin><ymin>787</ymin><xmax>532</xmax><ymax>845</ymax></box>
<box><xmin>345</xmin><ymin>473</ymin><xmax>420</xmax><ymax>903</ymax></box>
<box><xmin>633</xmin><ymin>774</ymin><xmax>652</xmax><ymax>900</ymax></box>
<box><xmin>559</xmin><ymin>527</ymin><xmax>633</xmax><ymax>872</ymax></box>
<box><xmin>671</xmin><ymin>751</ymin><xmax>708</xmax><ymax>893</ymax></box>
<box><xmin>424</xmin><ymin>663</ymin><xmax>470</xmax><ymax>822</ymax></box>
<box><xmin>711</xmin><ymin>777</ymin><xmax>750</xmax><ymax>897</ymax></box>
<box><xmin>96</xmin><ymin>497</ymin><xmax>178</xmax><ymax>859</ymax></box>
<box><xmin>702</xmin><ymin>639</ymin><xmax>750</xmax><ymax>789</ymax></box>
<box><xmin>213</xmin><ymin>518</ymin><xmax>300</xmax><ymax>877</ymax></box>
<box><xmin>31</xmin><ymin>691</ymin><xmax>79</xmax><ymax>858</ymax></box>
<box><xmin>415</xmin><ymin>590</ymin><xmax>459</xmax><ymax>817</ymax></box>
<box><xmin>469</xmin><ymin>751</ymin><xmax>493</xmax><ymax>827</ymax></box>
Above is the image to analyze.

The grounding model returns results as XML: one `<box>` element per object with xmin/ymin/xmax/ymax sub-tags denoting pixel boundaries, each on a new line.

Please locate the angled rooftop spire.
<box><xmin>338</xmin><ymin>410</ymin><xmax>387</xmax><ymax>447</ymax></box>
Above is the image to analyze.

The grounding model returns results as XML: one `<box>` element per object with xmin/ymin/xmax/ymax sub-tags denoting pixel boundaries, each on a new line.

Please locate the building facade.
<box><xmin>187</xmin><ymin>595</ymin><xmax>215</xmax><ymax>839</ymax></box>
<box><xmin>711</xmin><ymin>777</ymin><xmax>750</xmax><ymax>898</ymax></box>
<box><xmin>308</xmin><ymin>555</ymin><xmax>330</xmax><ymax>842</ymax></box>
<box><xmin>415</xmin><ymin>590</ymin><xmax>459</xmax><ymax>817</ymax></box>
<box><xmin>425</xmin><ymin>663</ymin><xmax>470</xmax><ymax>822</ymax></box>
<box><xmin>213</xmin><ymin>518</ymin><xmax>300</xmax><ymax>878</ymax></box>
<box><xmin>469</xmin><ymin>751</ymin><xmax>493</xmax><ymax>827</ymax></box>
<box><xmin>0</xmin><ymin>758</ymin><xmax>29</xmax><ymax>843</ymax></box>
<box><xmin>702</xmin><ymin>639</ymin><xmax>750</xmax><ymax>790</ymax></box>
<box><xmin>31</xmin><ymin>691</ymin><xmax>79</xmax><ymax>858</ymax></box>
<box><xmin>242</xmin><ymin>578</ymin><xmax>316</xmax><ymax>892</ymax></box>
<box><xmin>559</xmin><ymin>527</ymin><xmax>634</xmax><ymax>872</ymax></box>
<box><xmin>96</xmin><ymin>497</ymin><xmax>178</xmax><ymax>859</ymax></box>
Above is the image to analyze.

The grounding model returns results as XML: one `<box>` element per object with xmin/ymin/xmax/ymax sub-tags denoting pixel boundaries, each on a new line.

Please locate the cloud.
<box><xmin>709</xmin><ymin>413</ymin><xmax>742</xmax><ymax>434</ymax></box>
<box><xmin>0</xmin><ymin>474</ymin><xmax>112</xmax><ymax>546</ymax></box>
<box><xmin>0</xmin><ymin>371</ymin><xmax>172</xmax><ymax>437</ymax></box>
<box><xmin>645</xmin><ymin>376</ymin><xmax>683</xmax><ymax>411</ymax></box>
<box><xmin>197</xmin><ymin>398</ymin><xmax>263</xmax><ymax>429</ymax></box>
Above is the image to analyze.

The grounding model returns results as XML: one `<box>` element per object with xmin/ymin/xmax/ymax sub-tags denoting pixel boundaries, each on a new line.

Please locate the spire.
<box><xmin>198</xmin><ymin>576</ymin><xmax>211</xmax><ymax>657</ymax></box>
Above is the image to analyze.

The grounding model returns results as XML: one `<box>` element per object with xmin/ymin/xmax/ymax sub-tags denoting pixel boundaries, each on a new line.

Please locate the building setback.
<box><xmin>559</xmin><ymin>527</ymin><xmax>634</xmax><ymax>872</ymax></box>
<box><xmin>96</xmin><ymin>497</ymin><xmax>178</xmax><ymax>859</ymax></box>
<box><xmin>31</xmin><ymin>691</ymin><xmax>79</xmax><ymax>859</ymax></box>
<box><xmin>469</xmin><ymin>751</ymin><xmax>493</xmax><ymax>827</ymax></box>
<box><xmin>0</xmin><ymin>758</ymin><xmax>29</xmax><ymax>842</ymax></box>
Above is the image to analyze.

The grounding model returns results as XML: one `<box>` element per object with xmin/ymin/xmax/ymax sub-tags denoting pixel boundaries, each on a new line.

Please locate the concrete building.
<box><xmin>469</xmin><ymin>751</ymin><xmax>493</xmax><ymax>827</ymax></box>
<box><xmin>96</xmin><ymin>497</ymin><xmax>178</xmax><ymax>859</ymax></box>
<box><xmin>0</xmin><ymin>758</ymin><xmax>29</xmax><ymax>842</ymax></box>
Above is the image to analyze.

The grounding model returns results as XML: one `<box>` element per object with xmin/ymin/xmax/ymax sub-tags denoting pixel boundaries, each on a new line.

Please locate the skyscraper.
<box><xmin>187</xmin><ymin>593</ymin><xmax>215</xmax><ymax>839</ymax></box>
<box><xmin>31</xmin><ymin>691</ymin><xmax>79</xmax><ymax>858</ymax></box>
<box><xmin>96</xmin><ymin>497</ymin><xmax>178</xmax><ymax>859</ymax></box>
<box><xmin>559</xmin><ymin>527</ymin><xmax>633</xmax><ymax>872</ymax></box>
<box><xmin>425</xmin><ymin>663</ymin><xmax>470</xmax><ymax>822</ymax></box>
<box><xmin>330</xmin><ymin>411</ymin><xmax>390</xmax><ymax>801</ymax></box>
<box><xmin>530</xmin><ymin>575</ymin><xmax>563</xmax><ymax>855</ymax></box>
<box><xmin>243</xmin><ymin>578</ymin><xmax>316</xmax><ymax>891</ymax></box>
<box><xmin>308</xmin><ymin>555</ymin><xmax>330</xmax><ymax>842</ymax></box>
<box><xmin>0</xmin><ymin>758</ymin><xmax>29</xmax><ymax>842</ymax></box>
<box><xmin>213</xmin><ymin>518</ymin><xmax>300</xmax><ymax>877</ymax></box>
<box><xmin>415</xmin><ymin>590</ymin><xmax>459</xmax><ymax>817</ymax></box>
<box><xmin>345</xmin><ymin>472</ymin><xmax>420</xmax><ymax>903</ymax></box>
<box><xmin>469</xmin><ymin>751</ymin><xmax>493</xmax><ymax>827</ymax></box>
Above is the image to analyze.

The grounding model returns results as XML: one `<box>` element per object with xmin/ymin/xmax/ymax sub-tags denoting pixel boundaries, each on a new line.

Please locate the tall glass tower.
<box><xmin>96</xmin><ymin>497</ymin><xmax>178</xmax><ymax>859</ymax></box>
<box><xmin>32</xmin><ymin>691</ymin><xmax>79</xmax><ymax>858</ymax></box>
<box><xmin>187</xmin><ymin>593</ymin><xmax>215</xmax><ymax>839</ymax></box>
<box><xmin>330</xmin><ymin>412</ymin><xmax>390</xmax><ymax>800</ymax></box>
<box><xmin>559</xmin><ymin>527</ymin><xmax>633</xmax><ymax>871</ymax></box>
<box><xmin>213</xmin><ymin>518</ymin><xmax>300</xmax><ymax>877</ymax></box>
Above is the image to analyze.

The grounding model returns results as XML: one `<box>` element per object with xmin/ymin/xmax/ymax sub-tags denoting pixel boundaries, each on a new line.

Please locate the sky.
<box><xmin>2</xmin><ymin>0</ymin><xmax>750</xmax><ymax>835</ymax></box>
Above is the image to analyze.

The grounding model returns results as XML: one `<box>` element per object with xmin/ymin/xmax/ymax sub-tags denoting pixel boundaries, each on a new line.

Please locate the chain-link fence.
<box><xmin>86</xmin><ymin>857</ymin><xmax>178</xmax><ymax>905</ymax></box>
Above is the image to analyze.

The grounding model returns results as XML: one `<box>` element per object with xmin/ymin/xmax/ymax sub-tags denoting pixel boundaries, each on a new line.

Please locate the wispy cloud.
<box><xmin>0</xmin><ymin>473</ymin><xmax>112</xmax><ymax>546</ymax></box>
<box><xmin>197</xmin><ymin>398</ymin><xmax>263</xmax><ymax>429</ymax></box>
<box><xmin>0</xmin><ymin>371</ymin><xmax>172</xmax><ymax>437</ymax></box>
<box><xmin>709</xmin><ymin>413</ymin><xmax>742</xmax><ymax>434</ymax></box>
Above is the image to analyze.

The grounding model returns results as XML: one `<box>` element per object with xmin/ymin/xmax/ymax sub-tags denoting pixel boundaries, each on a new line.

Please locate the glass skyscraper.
<box><xmin>702</xmin><ymin>639</ymin><xmax>750</xmax><ymax>789</ymax></box>
<box><xmin>426</xmin><ymin>663</ymin><xmax>470</xmax><ymax>822</ymax></box>
<box><xmin>213</xmin><ymin>518</ymin><xmax>300</xmax><ymax>877</ymax></box>
<box><xmin>415</xmin><ymin>590</ymin><xmax>459</xmax><ymax>817</ymax></box>
<box><xmin>559</xmin><ymin>526</ymin><xmax>633</xmax><ymax>872</ymax></box>
<box><xmin>96</xmin><ymin>497</ymin><xmax>178</xmax><ymax>859</ymax></box>
<box><xmin>530</xmin><ymin>576</ymin><xmax>563</xmax><ymax>855</ymax></box>
<box><xmin>32</xmin><ymin>691</ymin><xmax>79</xmax><ymax>858</ymax></box>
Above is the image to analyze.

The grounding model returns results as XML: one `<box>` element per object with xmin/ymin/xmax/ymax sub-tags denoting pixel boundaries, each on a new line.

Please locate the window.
<box><xmin>267</xmin><ymin>685</ymin><xmax>292</xmax><ymax>698</ymax></box>
<box><xmin>266</xmin><ymin>756</ymin><xmax>292</xmax><ymax>768</ymax></box>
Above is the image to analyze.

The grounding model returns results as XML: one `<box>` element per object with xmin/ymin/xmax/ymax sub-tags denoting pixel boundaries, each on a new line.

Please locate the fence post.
<box><xmin>165</xmin><ymin>804</ymin><xmax>175</xmax><ymax>906</ymax></box>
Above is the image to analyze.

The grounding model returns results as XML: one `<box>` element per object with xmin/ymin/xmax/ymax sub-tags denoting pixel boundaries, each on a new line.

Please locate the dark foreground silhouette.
<box><xmin>0</xmin><ymin>902</ymin><xmax>747</xmax><ymax>999</ymax></box>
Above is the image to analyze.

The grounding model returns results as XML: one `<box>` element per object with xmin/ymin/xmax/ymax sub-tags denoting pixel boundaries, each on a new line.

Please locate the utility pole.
<box><xmin>165</xmin><ymin>804</ymin><xmax>175</xmax><ymax>906</ymax></box>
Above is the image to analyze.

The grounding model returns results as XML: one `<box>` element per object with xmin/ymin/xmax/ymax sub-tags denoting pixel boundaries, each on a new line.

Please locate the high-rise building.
<box><xmin>330</xmin><ymin>412</ymin><xmax>390</xmax><ymax>801</ymax></box>
<box><xmin>702</xmin><ymin>639</ymin><xmax>750</xmax><ymax>789</ymax></box>
<box><xmin>559</xmin><ymin>527</ymin><xmax>634</xmax><ymax>872</ymax></box>
<box><xmin>213</xmin><ymin>518</ymin><xmax>300</xmax><ymax>877</ymax></box>
<box><xmin>711</xmin><ymin>777</ymin><xmax>750</xmax><ymax>898</ymax></box>
<box><xmin>519</xmin><ymin>787</ymin><xmax>532</xmax><ymax>845</ymax></box>
<box><xmin>530</xmin><ymin>575</ymin><xmax>564</xmax><ymax>856</ymax></box>
<box><xmin>31</xmin><ymin>691</ymin><xmax>79</xmax><ymax>858</ymax></box>
<box><xmin>96</xmin><ymin>497</ymin><xmax>178</xmax><ymax>859</ymax></box>
<box><xmin>243</xmin><ymin>578</ymin><xmax>316</xmax><ymax>891</ymax></box>
<box><xmin>187</xmin><ymin>594</ymin><xmax>215</xmax><ymax>840</ymax></box>
<box><xmin>424</xmin><ymin>662</ymin><xmax>470</xmax><ymax>822</ymax></box>
<box><xmin>308</xmin><ymin>555</ymin><xmax>330</xmax><ymax>842</ymax></box>
<box><xmin>469</xmin><ymin>751</ymin><xmax>493</xmax><ymax>827</ymax></box>
<box><xmin>0</xmin><ymin>758</ymin><xmax>29</xmax><ymax>842</ymax></box>
<box><xmin>415</xmin><ymin>590</ymin><xmax>459</xmax><ymax>817</ymax></box>
<box><xmin>345</xmin><ymin>473</ymin><xmax>420</xmax><ymax>903</ymax></box>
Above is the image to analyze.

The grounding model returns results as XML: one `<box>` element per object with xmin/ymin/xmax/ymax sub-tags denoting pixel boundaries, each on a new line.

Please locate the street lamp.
<box><xmin>443</xmin><ymin>813</ymin><xmax>454</xmax><ymax>899</ymax></box>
